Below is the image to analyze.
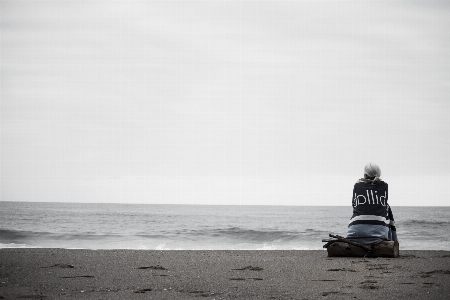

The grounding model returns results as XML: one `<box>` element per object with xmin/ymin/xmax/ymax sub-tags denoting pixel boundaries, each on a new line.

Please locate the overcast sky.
<box><xmin>1</xmin><ymin>0</ymin><xmax>449</xmax><ymax>206</ymax></box>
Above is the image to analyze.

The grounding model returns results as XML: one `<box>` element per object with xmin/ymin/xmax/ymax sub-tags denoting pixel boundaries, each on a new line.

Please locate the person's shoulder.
<box><xmin>377</xmin><ymin>180</ymin><xmax>388</xmax><ymax>190</ymax></box>
<box><xmin>353</xmin><ymin>181</ymin><xmax>365</xmax><ymax>188</ymax></box>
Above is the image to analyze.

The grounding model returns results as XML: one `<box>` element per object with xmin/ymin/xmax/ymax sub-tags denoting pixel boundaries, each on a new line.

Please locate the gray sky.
<box><xmin>1</xmin><ymin>0</ymin><xmax>449</xmax><ymax>206</ymax></box>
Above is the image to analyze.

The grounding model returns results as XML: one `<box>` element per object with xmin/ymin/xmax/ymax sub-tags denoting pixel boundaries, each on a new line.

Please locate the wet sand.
<box><xmin>0</xmin><ymin>249</ymin><xmax>449</xmax><ymax>299</ymax></box>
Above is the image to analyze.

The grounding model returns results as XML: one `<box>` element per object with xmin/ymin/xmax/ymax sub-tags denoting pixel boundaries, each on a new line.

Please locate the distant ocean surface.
<box><xmin>1</xmin><ymin>202</ymin><xmax>449</xmax><ymax>251</ymax></box>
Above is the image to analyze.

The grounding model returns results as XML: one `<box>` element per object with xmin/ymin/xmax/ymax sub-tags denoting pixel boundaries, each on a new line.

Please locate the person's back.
<box><xmin>346</xmin><ymin>163</ymin><xmax>397</xmax><ymax>246</ymax></box>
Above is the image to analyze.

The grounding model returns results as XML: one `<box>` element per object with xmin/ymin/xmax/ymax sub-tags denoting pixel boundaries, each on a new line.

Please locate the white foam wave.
<box><xmin>0</xmin><ymin>243</ymin><xmax>38</xmax><ymax>249</ymax></box>
<box><xmin>256</xmin><ymin>243</ymin><xmax>278</xmax><ymax>250</ymax></box>
<box><xmin>155</xmin><ymin>243</ymin><xmax>170</xmax><ymax>250</ymax></box>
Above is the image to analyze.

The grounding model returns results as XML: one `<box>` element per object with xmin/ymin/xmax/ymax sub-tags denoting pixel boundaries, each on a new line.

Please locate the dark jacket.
<box><xmin>347</xmin><ymin>180</ymin><xmax>397</xmax><ymax>243</ymax></box>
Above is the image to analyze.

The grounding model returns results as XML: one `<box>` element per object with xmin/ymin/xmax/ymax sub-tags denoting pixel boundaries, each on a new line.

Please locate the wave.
<box><xmin>1</xmin><ymin>226</ymin><xmax>328</xmax><ymax>245</ymax></box>
<box><xmin>213</xmin><ymin>227</ymin><xmax>299</xmax><ymax>241</ymax></box>
<box><xmin>167</xmin><ymin>227</ymin><xmax>329</xmax><ymax>243</ymax></box>
<box><xmin>0</xmin><ymin>228</ymin><xmax>163</xmax><ymax>244</ymax></box>
<box><xmin>402</xmin><ymin>220</ymin><xmax>450</xmax><ymax>227</ymax></box>
<box><xmin>0</xmin><ymin>229</ymin><xmax>45</xmax><ymax>241</ymax></box>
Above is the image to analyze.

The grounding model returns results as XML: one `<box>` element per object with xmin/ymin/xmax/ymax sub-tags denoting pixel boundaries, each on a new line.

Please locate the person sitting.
<box><xmin>346</xmin><ymin>163</ymin><xmax>397</xmax><ymax>246</ymax></box>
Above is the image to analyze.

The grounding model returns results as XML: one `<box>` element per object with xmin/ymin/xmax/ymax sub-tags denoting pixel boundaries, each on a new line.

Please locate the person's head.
<box><xmin>364</xmin><ymin>163</ymin><xmax>381</xmax><ymax>179</ymax></box>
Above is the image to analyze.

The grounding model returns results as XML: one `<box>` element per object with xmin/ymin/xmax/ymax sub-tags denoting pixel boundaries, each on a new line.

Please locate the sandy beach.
<box><xmin>0</xmin><ymin>249</ymin><xmax>449</xmax><ymax>299</ymax></box>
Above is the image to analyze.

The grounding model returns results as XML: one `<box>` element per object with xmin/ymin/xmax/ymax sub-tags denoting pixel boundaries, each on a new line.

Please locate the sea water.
<box><xmin>0</xmin><ymin>202</ymin><xmax>449</xmax><ymax>250</ymax></box>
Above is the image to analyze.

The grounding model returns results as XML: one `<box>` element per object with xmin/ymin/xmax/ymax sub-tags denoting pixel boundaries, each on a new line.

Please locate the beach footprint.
<box><xmin>327</xmin><ymin>268</ymin><xmax>357</xmax><ymax>272</ymax></box>
<box><xmin>134</xmin><ymin>288</ymin><xmax>152</xmax><ymax>293</ymax></box>
<box><xmin>322</xmin><ymin>291</ymin><xmax>346</xmax><ymax>297</ymax></box>
<box><xmin>188</xmin><ymin>291</ymin><xmax>220</xmax><ymax>297</ymax></box>
<box><xmin>137</xmin><ymin>265</ymin><xmax>167</xmax><ymax>270</ymax></box>
<box><xmin>229</xmin><ymin>277</ymin><xmax>263</xmax><ymax>281</ymax></box>
<box><xmin>60</xmin><ymin>275</ymin><xmax>94</xmax><ymax>278</ymax></box>
<box><xmin>231</xmin><ymin>266</ymin><xmax>264</xmax><ymax>281</ymax></box>
<box><xmin>232</xmin><ymin>266</ymin><xmax>264</xmax><ymax>271</ymax></box>
<box><xmin>360</xmin><ymin>280</ymin><xmax>379</xmax><ymax>290</ymax></box>
<box><xmin>41</xmin><ymin>263</ymin><xmax>74</xmax><ymax>269</ymax></box>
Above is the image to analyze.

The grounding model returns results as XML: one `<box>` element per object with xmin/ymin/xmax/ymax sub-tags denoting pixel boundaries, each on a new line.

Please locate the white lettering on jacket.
<box><xmin>353</xmin><ymin>190</ymin><xmax>387</xmax><ymax>207</ymax></box>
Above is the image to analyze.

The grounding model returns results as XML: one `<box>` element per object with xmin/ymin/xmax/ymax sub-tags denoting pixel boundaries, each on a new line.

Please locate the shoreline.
<box><xmin>1</xmin><ymin>249</ymin><xmax>449</xmax><ymax>299</ymax></box>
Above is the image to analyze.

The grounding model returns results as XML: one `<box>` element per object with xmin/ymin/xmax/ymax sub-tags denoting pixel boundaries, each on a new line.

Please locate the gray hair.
<box><xmin>364</xmin><ymin>163</ymin><xmax>381</xmax><ymax>184</ymax></box>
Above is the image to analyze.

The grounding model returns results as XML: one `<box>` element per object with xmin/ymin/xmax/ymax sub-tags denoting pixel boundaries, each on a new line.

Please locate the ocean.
<box><xmin>1</xmin><ymin>202</ymin><xmax>449</xmax><ymax>251</ymax></box>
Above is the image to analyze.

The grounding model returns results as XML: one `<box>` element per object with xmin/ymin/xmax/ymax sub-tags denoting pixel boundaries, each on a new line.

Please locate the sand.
<box><xmin>0</xmin><ymin>249</ymin><xmax>449</xmax><ymax>299</ymax></box>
